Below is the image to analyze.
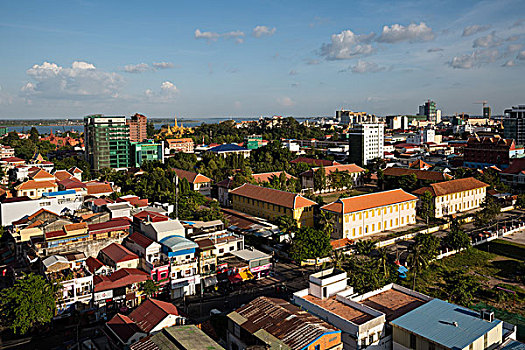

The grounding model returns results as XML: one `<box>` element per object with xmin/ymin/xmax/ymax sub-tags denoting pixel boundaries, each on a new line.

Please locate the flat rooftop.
<box><xmin>303</xmin><ymin>295</ymin><xmax>375</xmax><ymax>325</ymax></box>
<box><xmin>361</xmin><ymin>288</ymin><xmax>427</xmax><ymax>322</ymax></box>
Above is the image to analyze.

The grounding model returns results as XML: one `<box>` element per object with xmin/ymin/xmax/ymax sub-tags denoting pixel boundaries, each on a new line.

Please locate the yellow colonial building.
<box><xmin>230</xmin><ymin>183</ymin><xmax>316</xmax><ymax>227</ymax></box>
<box><xmin>321</xmin><ymin>189</ymin><xmax>418</xmax><ymax>239</ymax></box>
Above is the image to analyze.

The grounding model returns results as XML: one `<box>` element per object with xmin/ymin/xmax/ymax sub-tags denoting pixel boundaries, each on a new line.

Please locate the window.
<box><xmin>410</xmin><ymin>334</ymin><xmax>416</xmax><ymax>349</ymax></box>
<box><xmin>219</xmin><ymin>248</ymin><xmax>224</xmax><ymax>254</ymax></box>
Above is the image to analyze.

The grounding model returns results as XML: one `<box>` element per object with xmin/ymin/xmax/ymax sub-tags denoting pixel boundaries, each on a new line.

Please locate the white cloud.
<box><xmin>320</xmin><ymin>29</ymin><xmax>375</xmax><ymax>60</ymax></box>
<box><xmin>253</xmin><ymin>25</ymin><xmax>276</xmax><ymax>37</ymax></box>
<box><xmin>502</xmin><ymin>60</ymin><xmax>515</xmax><ymax>67</ymax></box>
<box><xmin>462</xmin><ymin>24</ymin><xmax>491</xmax><ymax>37</ymax></box>
<box><xmin>144</xmin><ymin>81</ymin><xmax>179</xmax><ymax>102</ymax></box>
<box><xmin>152</xmin><ymin>62</ymin><xmax>174</xmax><ymax>69</ymax></box>
<box><xmin>448</xmin><ymin>49</ymin><xmax>499</xmax><ymax>69</ymax></box>
<box><xmin>473</xmin><ymin>31</ymin><xmax>501</xmax><ymax>48</ymax></box>
<box><xmin>22</xmin><ymin>61</ymin><xmax>123</xmax><ymax>99</ymax></box>
<box><xmin>518</xmin><ymin>51</ymin><xmax>525</xmax><ymax>60</ymax></box>
<box><xmin>289</xmin><ymin>69</ymin><xmax>298</xmax><ymax>75</ymax></box>
<box><xmin>124</xmin><ymin>63</ymin><xmax>150</xmax><ymax>73</ymax></box>
<box><xmin>376</xmin><ymin>22</ymin><xmax>434</xmax><ymax>43</ymax></box>
<box><xmin>277</xmin><ymin>96</ymin><xmax>295</xmax><ymax>107</ymax></box>
<box><xmin>195</xmin><ymin>29</ymin><xmax>245</xmax><ymax>43</ymax></box>
<box><xmin>161</xmin><ymin>81</ymin><xmax>177</xmax><ymax>94</ymax></box>
<box><xmin>350</xmin><ymin>60</ymin><xmax>386</xmax><ymax>73</ymax></box>
<box><xmin>195</xmin><ymin>29</ymin><xmax>220</xmax><ymax>41</ymax></box>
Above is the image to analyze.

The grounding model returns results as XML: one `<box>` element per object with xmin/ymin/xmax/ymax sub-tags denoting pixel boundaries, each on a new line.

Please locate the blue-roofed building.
<box><xmin>391</xmin><ymin>299</ymin><xmax>509</xmax><ymax>350</ymax></box>
<box><xmin>207</xmin><ymin>143</ymin><xmax>251</xmax><ymax>158</ymax></box>
<box><xmin>159</xmin><ymin>235</ymin><xmax>200</xmax><ymax>300</ymax></box>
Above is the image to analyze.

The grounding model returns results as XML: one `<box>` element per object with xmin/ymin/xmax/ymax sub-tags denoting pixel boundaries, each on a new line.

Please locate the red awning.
<box><xmin>228</xmin><ymin>273</ymin><xmax>243</xmax><ymax>284</ymax></box>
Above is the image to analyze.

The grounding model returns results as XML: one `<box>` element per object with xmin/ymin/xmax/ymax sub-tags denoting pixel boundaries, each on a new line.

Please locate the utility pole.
<box><xmin>173</xmin><ymin>174</ymin><xmax>179</xmax><ymax>219</ymax></box>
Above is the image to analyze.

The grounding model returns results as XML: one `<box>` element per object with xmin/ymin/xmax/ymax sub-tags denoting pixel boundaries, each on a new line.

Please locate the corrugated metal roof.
<box><xmin>391</xmin><ymin>299</ymin><xmax>502</xmax><ymax>349</ymax></box>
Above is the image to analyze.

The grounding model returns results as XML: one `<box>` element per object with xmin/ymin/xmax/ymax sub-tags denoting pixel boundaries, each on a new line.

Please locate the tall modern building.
<box><xmin>347</xmin><ymin>123</ymin><xmax>384</xmax><ymax>166</ymax></box>
<box><xmin>127</xmin><ymin>113</ymin><xmax>148</xmax><ymax>142</ymax></box>
<box><xmin>130</xmin><ymin>140</ymin><xmax>164</xmax><ymax>167</ymax></box>
<box><xmin>418</xmin><ymin>100</ymin><xmax>441</xmax><ymax>123</ymax></box>
<box><xmin>503</xmin><ymin>105</ymin><xmax>525</xmax><ymax>145</ymax></box>
<box><xmin>84</xmin><ymin>115</ymin><xmax>131</xmax><ymax>171</ymax></box>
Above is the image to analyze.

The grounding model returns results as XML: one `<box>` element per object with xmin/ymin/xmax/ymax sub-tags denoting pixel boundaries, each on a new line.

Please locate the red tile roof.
<box><xmin>88</xmin><ymin>218</ymin><xmax>131</xmax><ymax>235</ymax></box>
<box><xmin>125</xmin><ymin>232</ymin><xmax>155</xmax><ymax>249</ymax></box>
<box><xmin>331</xmin><ymin>238</ymin><xmax>352</xmax><ymax>250</ymax></box>
<box><xmin>107</xmin><ymin>313</ymin><xmax>143</xmax><ymax>343</ymax></box>
<box><xmin>0</xmin><ymin>157</ymin><xmax>25</xmax><ymax>163</ymax></box>
<box><xmin>54</xmin><ymin>170</ymin><xmax>74</xmax><ymax>182</ymax></box>
<box><xmin>86</xmin><ymin>182</ymin><xmax>113</xmax><ymax>195</ymax></box>
<box><xmin>29</xmin><ymin>169</ymin><xmax>54</xmax><ymax>180</ymax></box>
<box><xmin>94</xmin><ymin>268</ymin><xmax>149</xmax><ymax>292</ymax></box>
<box><xmin>58</xmin><ymin>177</ymin><xmax>86</xmax><ymax>189</ymax></box>
<box><xmin>290</xmin><ymin>157</ymin><xmax>341</xmax><ymax>166</ymax></box>
<box><xmin>100</xmin><ymin>243</ymin><xmax>138</xmax><ymax>264</ymax></box>
<box><xmin>128</xmin><ymin>298</ymin><xmax>179</xmax><ymax>333</ymax></box>
<box><xmin>86</xmin><ymin>256</ymin><xmax>105</xmax><ymax>273</ymax></box>
<box><xmin>230</xmin><ymin>183</ymin><xmax>317</xmax><ymax>209</ymax></box>
<box><xmin>502</xmin><ymin>158</ymin><xmax>525</xmax><ymax>174</ymax></box>
<box><xmin>413</xmin><ymin>177</ymin><xmax>488</xmax><ymax>197</ymax></box>
<box><xmin>252</xmin><ymin>171</ymin><xmax>296</xmax><ymax>183</ymax></box>
<box><xmin>321</xmin><ymin>189</ymin><xmax>418</xmax><ymax>214</ymax></box>
<box><xmin>133</xmin><ymin>210</ymin><xmax>169</xmax><ymax>223</ymax></box>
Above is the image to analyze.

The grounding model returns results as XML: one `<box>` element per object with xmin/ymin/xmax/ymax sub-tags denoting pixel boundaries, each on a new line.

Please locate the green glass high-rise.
<box><xmin>84</xmin><ymin>114</ymin><xmax>131</xmax><ymax>171</ymax></box>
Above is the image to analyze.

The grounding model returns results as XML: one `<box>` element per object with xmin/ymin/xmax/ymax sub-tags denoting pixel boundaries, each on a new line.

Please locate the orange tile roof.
<box><xmin>302</xmin><ymin>163</ymin><xmax>365</xmax><ymax>177</ymax></box>
<box><xmin>321</xmin><ymin>189</ymin><xmax>418</xmax><ymax>214</ymax></box>
<box><xmin>409</xmin><ymin>159</ymin><xmax>431</xmax><ymax>169</ymax></box>
<box><xmin>173</xmin><ymin>168</ymin><xmax>212</xmax><ymax>184</ymax></box>
<box><xmin>230</xmin><ymin>183</ymin><xmax>316</xmax><ymax>209</ymax></box>
<box><xmin>330</xmin><ymin>238</ymin><xmax>352</xmax><ymax>250</ymax></box>
<box><xmin>252</xmin><ymin>171</ymin><xmax>296</xmax><ymax>183</ymax></box>
<box><xmin>413</xmin><ymin>177</ymin><xmax>488</xmax><ymax>197</ymax></box>
<box><xmin>54</xmin><ymin>170</ymin><xmax>73</xmax><ymax>182</ymax></box>
<box><xmin>64</xmin><ymin>222</ymin><xmax>88</xmax><ymax>232</ymax></box>
<box><xmin>86</xmin><ymin>182</ymin><xmax>113</xmax><ymax>195</ymax></box>
<box><xmin>15</xmin><ymin>180</ymin><xmax>57</xmax><ymax>191</ymax></box>
<box><xmin>29</xmin><ymin>169</ymin><xmax>55</xmax><ymax>180</ymax></box>
<box><xmin>28</xmin><ymin>208</ymin><xmax>59</xmax><ymax>220</ymax></box>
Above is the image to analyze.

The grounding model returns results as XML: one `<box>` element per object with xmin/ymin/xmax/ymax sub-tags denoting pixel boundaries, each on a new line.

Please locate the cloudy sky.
<box><xmin>1</xmin><ymin>0</ymin><xmax>525</xmax><ymax>119</ymax></box>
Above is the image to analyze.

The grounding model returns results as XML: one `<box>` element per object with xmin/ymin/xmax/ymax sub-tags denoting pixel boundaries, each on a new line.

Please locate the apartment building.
<box><xmin>413</xmin><ymin>177</ymin><xmax>488</xmax><ymax>218</ymax></box>
<box><xmin>230</xmin><ymin>183</ymin><xmax>317</xmax><ymax>227</ymax></box>
<box><xmin>503</xmin><ymin>105</ymin><xmax>525</xmax><ymax>145</ymax></box>
<box><xmin>321</xmin><ymin>189</ymin><xmax>418</xmax><ymax>239</ymax></box>
<box><xmin>127</xmin><ymin>113</ymin><xmax>147</xmax><ymax>142</ymax></box>
<box><xmin>84</xmin><ymin>114</ymin><xmax>131</xmax><ymax>170</ymax></box>
<box><xmin>347</xmin><ymin>123</ymin><xmax>385</xmax><ymax>166</ymax></box>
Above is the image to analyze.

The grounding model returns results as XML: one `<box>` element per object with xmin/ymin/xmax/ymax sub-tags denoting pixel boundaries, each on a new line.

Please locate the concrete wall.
<box><xmin>39</xmin><ymin>235</ymin><xmax>126</xmax><ymax>258</ymax></box>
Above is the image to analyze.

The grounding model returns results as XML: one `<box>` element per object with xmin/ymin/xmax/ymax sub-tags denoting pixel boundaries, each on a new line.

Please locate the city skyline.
<box><xmin>1</xmin><ymin>0</ymin><xmax>525</xmax><ymax>119</ymax></box>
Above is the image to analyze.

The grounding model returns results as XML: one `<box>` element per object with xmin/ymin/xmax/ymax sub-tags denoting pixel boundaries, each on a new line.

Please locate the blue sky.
<box><xmin>1</xmin><ymin>0</ymin><xmax>524</xmax><ymax>119</ymax></box>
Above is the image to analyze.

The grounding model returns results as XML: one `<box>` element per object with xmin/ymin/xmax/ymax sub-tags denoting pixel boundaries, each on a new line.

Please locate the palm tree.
<box><xmin>406</xmin><ymin>241</ymin><xmax>430</xmax><ymax>291</ymax></box>
<box><xmin>374</xmin><ymin>247</ymin><xmax>390</xmax><ymax>278</ymax></box>
<box><xmin>331</xmin><ymin>249</ymin><xmax>348</xmax><ymax>269</ymax></box>
<box><xmin>355</xmin><ymin>239</ymin><xmax>377</xmax><ymax>256</ymax></box>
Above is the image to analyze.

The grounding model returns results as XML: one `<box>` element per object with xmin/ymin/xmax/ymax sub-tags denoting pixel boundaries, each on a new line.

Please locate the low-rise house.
<box><xmin>105</xmin><ymin>202</ymin><xmax>133</xmax><ymax>219</ymax></box>
<box><xmin>216</xmin><ymin>177</ymin><xmax>233</xmax><ymax>207</ymax></box>
<box><xmin>227</xmin><ymin>296</ymin><xmax>343</xmax><ymax>350</ymax></box>
<box><xmin>14</xmin><ymin>180</ymin><xmax>58</xmax><ymax>199</ymax></box>
<box><xmin>173</xmin><ymin>168</ymin><xmax>212</xmax><ymax>196</ymax></box>
<box><xmin>413</xmin><ymin>177</ymin><xmax>488</xmax><ymax>218</ymax></box>
<box><xmin>98</xmin><ymin>243</ymin><xmax>140</xmax><ymax>271</ymax></box>
<box><xmin>130</xmin><ymin>325</ymin><xmax>223</xmax><ymax>350</ymax></box>
<box><xmin>391</xmin><ymin>299</ymin><xmax>508</xmax><ymax>350</ymax></box>
<box><xmin>300</xmin><ymin>164</ymin><xmax>365</xmax><ymax>193</ymax></box>
<box><xmin>124</xmin><ymin>232</ymin><xmax>169</xmax><ymax>286</ymax></box>
<box><xmin>106</xmin><ymin>298</ymin><xmax>185</xmax><ymax>348</ymax></box>
<box><xmin>230</xmin><ymin>183</ymin><xmax>317</xmax><ymax>228</ymax></box>
<box><xmin>141</xmin><ymin>219</ymin><xmax>185</xmax><ymax>242</ymax></box>
<box><xmin>166</xmin><ymin>138</ymin><xmax>194</xmax><ymax>153</ymax></box>
<box><xmin>207</xmin><ymin>143</ymin><xmax>250</xmax><ymax>158</ymax></box>
<box><xmin>42</xmin><ymin>254</ymin><xmax>93</xmax><ymax>315</ymax></box>
<box><xmin>293</xmin><ymin>268</ymin><xmax>432</xmax><ymax>350</ymax></box>
<box><xmin>160</xmin><ymin>235</ymin><xmax>200</xmax><ymax>299</ymax></box>
<box><xmin>86</xmin><ymin>256</ymin><xmax>111</xmax><ymax>276</ymax></box>
<box><xmin>321</xmin><ymin>189</ymin><xmax>418</xmax><ymax>240</ymax></box>
<box><xmin>93</xmin><ymin>268</ymin><xmax>150</xmax><ymax>309</ymax></box>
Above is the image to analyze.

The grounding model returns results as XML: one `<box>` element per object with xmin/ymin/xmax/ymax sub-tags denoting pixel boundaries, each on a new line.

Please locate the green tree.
<box><xmin>516</xmin><ymin>194</ymin><xmax>525</xmax><ymax>209</ymax></box>
<box><xmin>29</xmin><ymin>127</ymin><xmax>39</xmax><ymax>143</ymax></box>
<box><xmin>0</xmin><ymin>273</ymin><xmax>60</xmax><ymax>334</ymax></box>
<box><xmin>147</xmin><ymin>122</ymin><xmax>156</xmax><ymax>138</ymax></box>
<box><xmin>289</xmin><ymin>227</ymin><xmax>331</xmax><ymax>262</ymax></box>
<box><xmin>443</xmin><ymin>270</ymin><xmax>479</xmax><ymax>306</ymax></box>
<box><xmin>313</xmin><ymin>165</ymin><xmax>327</xmax><ymax>192</ymax></box>
<box><xmin>355</xmin><ymin>239</ymin><xmax>377</xmax><ymax>256</ymax></box>
<box><xmin>414</xmin><ymin>233</ymin><xmax>441</xmax><ymax>262</ymax></box>
<box><xmin>418</xmin><ymin>191</ymin><xmax>435</xmax><ymax>226</ymax></box>
<box><xmin>374</xmin><ymin>247</ymin><xmax>390</xmax><ymax>278</ymax></box>
<box><xmin>276</xmin><ymin>215</ymin><xmax>298</xmax><ymax>239</ymax></box>
<box><xmin>407</xmin><ymin>241</ymin><xmax>428</xmax><ymax>291</ymax></box>
<box><xmin>316</xmin><ymin>210</ymin><xmax>334</xmax><ymax>238</ymax></box>
<box><xmin>140</xmin><ymin>280</ymin><xmax>160</xmax><ymax>297</ymax></box>
<box><xmin>445</xmin><ymin>218</ymin><xmax>471</xmax><ymax>251</ymax></box>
